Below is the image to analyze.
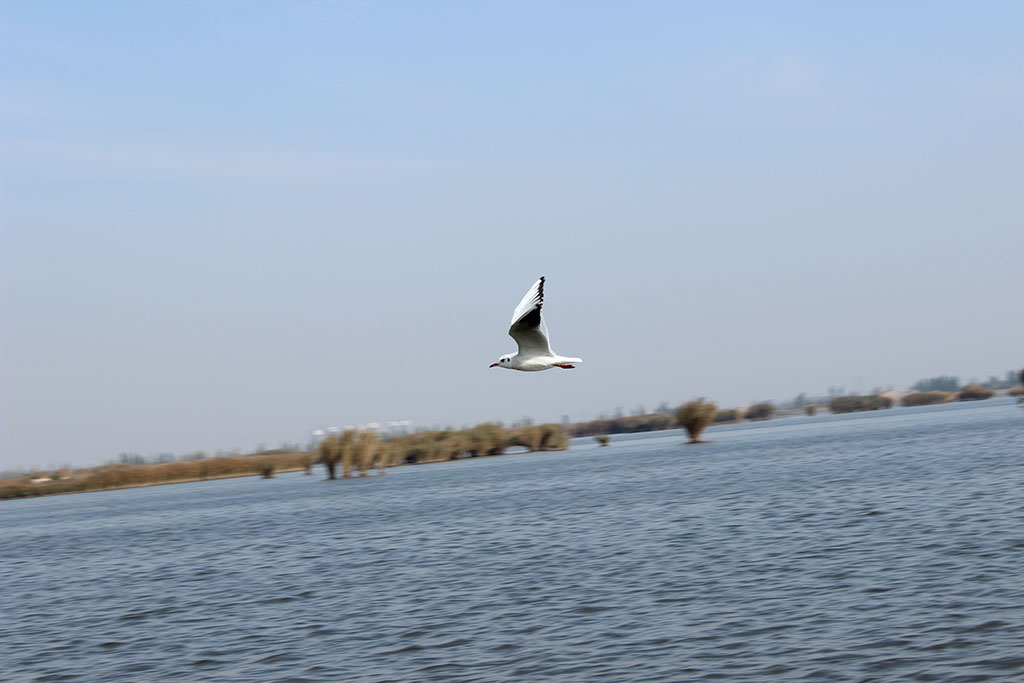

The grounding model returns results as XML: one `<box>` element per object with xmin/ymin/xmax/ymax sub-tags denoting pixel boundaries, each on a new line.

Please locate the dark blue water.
<box><xmin>3</xmin><ymin>400</ymin><xmax>1023</xmax><ymax>681</ymax></box>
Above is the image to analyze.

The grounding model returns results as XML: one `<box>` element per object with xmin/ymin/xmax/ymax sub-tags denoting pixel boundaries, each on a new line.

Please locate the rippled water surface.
<box><xmin>3</xmin><ymin>400</ymin><xmax>1024</xmax><ymax>681</ymax></box>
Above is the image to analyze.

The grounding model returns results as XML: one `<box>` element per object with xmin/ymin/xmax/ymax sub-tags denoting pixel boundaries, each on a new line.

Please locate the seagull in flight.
<box><xmin>490</xmin><ymin>276</ymin><xmax>582</xmax><ymax>372</ymax></box>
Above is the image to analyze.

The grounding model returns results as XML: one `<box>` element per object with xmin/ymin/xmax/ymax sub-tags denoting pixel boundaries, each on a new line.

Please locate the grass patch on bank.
<box><xmin>0</xmin><ymin>451</ymin><xmax>313</xmax><ymax>500</ymax></box>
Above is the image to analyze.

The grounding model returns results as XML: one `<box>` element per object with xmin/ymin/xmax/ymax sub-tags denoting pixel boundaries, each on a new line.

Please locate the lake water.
<box><xmin>3</xmin><ymin>399</ymin><xmax>1023</xmax><ymax>681</ymax></box>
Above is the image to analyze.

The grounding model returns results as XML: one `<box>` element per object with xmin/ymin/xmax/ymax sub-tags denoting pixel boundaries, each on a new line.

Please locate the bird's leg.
<box><xmin>555</xmin><ymin>364</ymin><xmax>575</xmax><ymax>369</ymax></box>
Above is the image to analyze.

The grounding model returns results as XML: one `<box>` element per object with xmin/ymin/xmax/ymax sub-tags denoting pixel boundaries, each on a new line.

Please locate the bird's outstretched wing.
<box><xmin>508</xmin><ymin>276</ymin><xmax>553</xmax><ymax>357</ymax></box>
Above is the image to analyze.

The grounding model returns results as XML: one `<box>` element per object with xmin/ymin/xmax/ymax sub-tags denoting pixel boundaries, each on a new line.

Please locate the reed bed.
<box><xmin>382</xmin><ymin>423</ymin><xmax>569</xmax><ymax>466</ymax></box>
<box><xmin>0</xmin><ymin>451</ymin><xmax>312</xmax><ymax>500</ymax></box>
<box><xmin>901</xmin><ymin>391</ymin><xmax>956</xmax><ymax>407</ymax></box>
<box><xmin>316</xmin><ymin>430</ymin><xmax>388</xmax><ymax>479</ymax></box>
<box><xmin>828</xmin><ymin>394</ymin><xmax>893</xmax><ymax>414</ymax></box>
<box><xmin>957</xmin><ymin>385</ymin><xmax>995</xmax><ymax>401</ymax></box>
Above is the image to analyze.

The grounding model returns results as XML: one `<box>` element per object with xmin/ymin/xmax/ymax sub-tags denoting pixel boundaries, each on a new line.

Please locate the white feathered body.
<box><xmin>507</xmin><ymin>353</ymin><xmax>584</xmax><ymax>372</ymax></box>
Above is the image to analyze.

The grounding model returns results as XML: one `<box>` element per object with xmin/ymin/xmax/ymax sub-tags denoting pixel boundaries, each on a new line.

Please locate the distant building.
<box><xmin>310</xmin><ymin>419</ymin><xmax>411</xmax><ymax>445</ymax></box>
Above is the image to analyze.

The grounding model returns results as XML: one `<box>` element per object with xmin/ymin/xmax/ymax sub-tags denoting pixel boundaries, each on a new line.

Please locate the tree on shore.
<box><xmin>317</xmin><ymin>434</ymin><xmax>342</xmax><ymax>479</ymax></box>
<box><xmin>957</xmin><ymin>385</ymin><xmax>995</xmax><ymax>401</ymax></box>
<box><xmin>911</xmin><ymin>375</ymin><xmax>960</xmax><ymax>393</ymax></box>
<box><xmin>744</xmin><ymin>402</ymin><xmax>775</xmax><ymax>421</ymax></box>
<box><xmin>676</xmin><ymin>399</ymin><xmax>716</xmax><ymax>444</ymax></box>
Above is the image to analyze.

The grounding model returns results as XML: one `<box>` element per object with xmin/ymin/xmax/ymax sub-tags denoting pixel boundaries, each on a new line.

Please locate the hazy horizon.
<box><xmin>3</xmin><ymin>2</ymin><xmax>1022</xmax><ymax>470</ymax></box>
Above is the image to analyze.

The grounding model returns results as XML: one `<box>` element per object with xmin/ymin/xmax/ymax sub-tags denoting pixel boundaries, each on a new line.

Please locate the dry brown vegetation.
<box><xmin>957</xmin><ymin>385</ymin><xmax>995</xmax><ymax>401</ymax></box>
<box><xmin>676</xmin><ymin>399</ymin><xmax>717</xmax><ymax>444</ymax></box>
<box><xmin>744</xmin><ymin>402</ymin><xmax>776</xmax><ymax>421</ymax></box>
<box><xmin>317</xmin><ymin>430</ymin><xmax>388</xmax><ymax>479</ymax></box>
<box><xmin>901</xmin><ymin>391</ymin><xmax>956</xmax><ymax>407</ymax></box>
<box><xmin>713</xmin><ymin>409</ymin><xmax>740</xmax><ymax>424</ymax></box>
<box><xmin>804</xmin><ymin>405</ymin><xmax>818</xmax><ymax>416</ymax></box>
<box><xmin>828</xmin><ymin>395</ymin><xmax>893</xmax><ymax>414</ymax></box>
<box><xmin>382</xmin><ymin>423</ymin><xmax>569</xmax><ymax>466</ymax></box>
<box><xmin>1</xmin><ymin>422</ymin><xmax>573</xmax><ymax>500</ymax></box>
<box><xmin>569</xmin><ymin>413</ymin><xmax>675</xmax><ymax>437</ymax></box>
<box><xmin>0</xmin><ymin>450</ymin><xmax>312</xmax><ymax>500</ymax></box>
<box><xmin>15</xmin><ymin>369</ymin><xmax>1011</xmax><ymax>499</ymax></box>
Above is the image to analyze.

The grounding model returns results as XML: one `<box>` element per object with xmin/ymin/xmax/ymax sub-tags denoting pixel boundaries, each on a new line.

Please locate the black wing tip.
<box><xmin>538</xmin><ymin>276</ymin><xmax>545</xmax><ymax>304</ymax></box>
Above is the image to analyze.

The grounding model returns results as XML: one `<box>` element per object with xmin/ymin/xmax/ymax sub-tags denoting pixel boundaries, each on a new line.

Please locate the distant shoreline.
<box><xmin>4</xmin><ymin>392</ymin><xmax>1019</xmax><ymax>502</ymax></box>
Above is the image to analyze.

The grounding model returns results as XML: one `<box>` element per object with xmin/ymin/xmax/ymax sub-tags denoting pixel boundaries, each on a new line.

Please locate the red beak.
<box><xmin>489</xmin><ymin>363</ymin><xmax>499</xmax><ymax>367</ymax></box>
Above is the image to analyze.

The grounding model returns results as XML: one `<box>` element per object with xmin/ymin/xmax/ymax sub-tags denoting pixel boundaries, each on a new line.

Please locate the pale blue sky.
<box><xmin>2</xmin><ymin>1</ymin><xmax>1022</xmax><ymax>469</ymax></box>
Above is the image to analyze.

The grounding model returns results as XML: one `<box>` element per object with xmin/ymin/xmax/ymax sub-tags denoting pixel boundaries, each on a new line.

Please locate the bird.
<box><xmin>490</xmin><ymin>276</ymin><xmax>582</xmax><ymax>372</ymax></box>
